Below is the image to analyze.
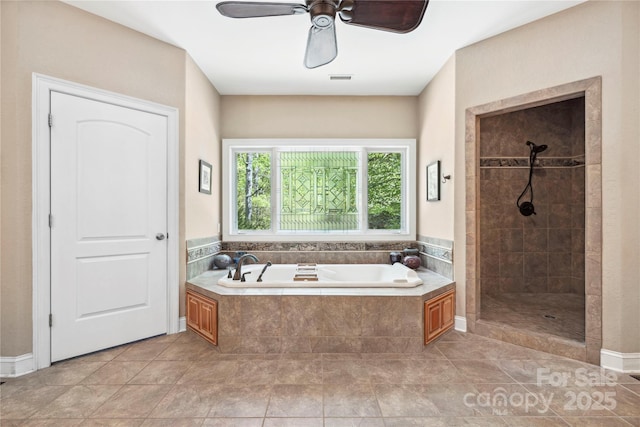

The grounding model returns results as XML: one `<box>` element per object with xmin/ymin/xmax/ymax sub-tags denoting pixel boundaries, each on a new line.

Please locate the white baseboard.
<box><xmin>454</xmin><ymin>316</ymin><xmax>467</xmax><ymax>332</ymax></box>
<box><xmin>178</xmin><ymin>316</ymin><xmax>187</xmax><ymax>333</ymax></box>
<box><xmin>1</xmin><ymin>354</ymin><xmax>35</xmax><ymax>378</ymax></box>
<box><xmin>601</xmin><ymin>349</ymin><xmax>640</xmax><ymax>373</ymax></box>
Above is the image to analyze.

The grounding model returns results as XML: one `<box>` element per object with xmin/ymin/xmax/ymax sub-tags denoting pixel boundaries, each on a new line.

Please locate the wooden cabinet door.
<box><xmin>441</xmin><ymin>291</ymin><xmax>454</xmax><ymax>331</ymax></box>
<box><xmin>425</xmin><ymin>298</ymin><xmax>442</xmax><ymax>342</ymax></box>
<box><xmin>424</xmin><ymin>289</ymin><xmax>455</xmax><ymax>345</ymax></box>
<box><xmin>198</xmin><ymin>298</ymin><xmax>217</xmax><ymax>345</ymax></box>
<box><xmin>186</xmin><ymin>290</ymin><xmax>218</xmax><ymax>346</ymax></box>
<box><xmin>186</xmin><ymin>293</ymin><xmax>201</xmax><ymax>330</ymax></box>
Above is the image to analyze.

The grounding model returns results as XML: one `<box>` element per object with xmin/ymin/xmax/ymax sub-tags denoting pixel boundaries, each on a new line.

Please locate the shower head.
<box><xmin>526</xmin><ymin>141</ymin><xmax>548</xmax><ymax>154</ymax></box>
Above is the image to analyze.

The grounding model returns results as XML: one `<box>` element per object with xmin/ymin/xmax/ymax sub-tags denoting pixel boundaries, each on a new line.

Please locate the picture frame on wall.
<box><xmin>199</xmin><ymin>160</ymin><xmax>212</xmax><ymax>195</ymax></box>
<box><xmin>427</xmin><ymin>160</ymin><xmax>440</xmax><ymax>201</ymax></box>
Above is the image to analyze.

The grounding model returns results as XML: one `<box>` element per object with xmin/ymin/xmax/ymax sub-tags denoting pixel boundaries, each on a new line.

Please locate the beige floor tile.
<box><xmin>227</xmin><ymin>360</ymin><xmax>280</xmax><ymax>385</ymax></box>
<box><xmin>373</xmin><ymin>384</ymin><xmax>440</xmax><ymax>417</ymax></box>
<box><xmin>274</xmin><ymin>359</ymin><xmax>323</xmax><ymax>384</ymax></box>
<box><xmin>89</xmin><ymin>385</ymin><xmax>171</xmax><ymax>418</ymax></box>
<box><xmin>322</xmin><ymin>359</ymin><xmax>372</xmax><ymax>384</ymax></box>
<box><xmin>82</xmin><ymin>362</ymin><xmax>149</xmax><ymax>385</ymax></box>
<box><xmin>40</xmin><ymin>362</ymin><xmax>107</xmax><ymax>386</ymax></box>
<box><xmin>451</xmin><ymin>359</ymin><xmax>517</xmax><ymax>384</ymax></box>
<box><xmin>114</xmin><ymin>342</ymin><xmax>171</xmax><ymax>362</ymax></box>
<box><xmin>562</xmin><ymin>417</ymin><xmax>635</xmax><ymax>426</ymax></box>
<box><xmin>202</xmin><ymin>419</ymin><xmax>263</xmax><ymax>427</ymax></box>
<box><xmin>21</xmin><ymin>419</ymin><xmax>85</xmax><ymax>426</ymax></box>
<box><xmin>128</xmin><ymin>361</ymin><xmax>193</xmax><ymax>385</ymax></box>
<box><xmin>0</xmin><ymin>385</ymin><xmax>69</xmax><ymax>419</ymax></box>
<box><xmin>149</xmin><ymin>384</ymin><xmax>219</xmax><ymax>418</ymax></box>
<box><xmin>622</xmin><ymin>417</ymin><xmax>640</xmax><ymax>426</ymax></box>
<box><xmin>140</xmin><ymin>418</ymin><xmax>204</xmax><ymax>426</ymax></box>
<box><xmin>266</xmin><ymin>384</ymin><xmax>323</xmax><ymax>417</ymax></box>
<box><xmin>31</xmin><ymin>385</ymin><xmax>121</xmax><ymax>418</ymax></box>
<box><xmin>176</xmin><ymin>360</ymin><xmax>239</xmax><ymax>384</ymax></box>
<box><xmin>80</xmin><ymin>419</ymin><xmax>144</xmax><ymax>426</ymax></box>
<box><xmin>323</xmin><ymin>384</ymin><xmax>381</xmax><ymax>417</ymax></box>
<box><xmin>263</xmin><ymin>418</ymin><xmax>322</xmax><ymax>427</ymax></box>
<box><xmin>7</xmin><ymin>330</ymin><xmax>638</xmax><ymax>427</ymax></box>
<box><xmin>609</xmin><ymin>385</ymin><xmax>640</xmax><ymax>417</ymax></box>
<box><xmin>383</xmin><ymin>417</ymin><xmax>508</xmax><ymax>426</ymax></box>
<box><xmin>206</xmin><ymin>384</ymin><xmax>270</xmax><ymax>418</ymax></box>
<box><xmin>496</xmin><ymin>417</ymin><xmax>568</xmax><ymax>426</ymax></box>
<box><xmin>323</xmin><ymin>418</ymin><xmax>385</xmax><ymax>427</ymax></box>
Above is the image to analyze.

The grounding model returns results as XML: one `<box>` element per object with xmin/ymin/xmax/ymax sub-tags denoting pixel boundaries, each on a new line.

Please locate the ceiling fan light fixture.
<box><xmin>313</xmin><ymin>14</ymin><xmax>333</xmax><ymax>28</ymax></box>
<box><xmin>217</xmin><ymin>0</ymin><xmax>428</xmax><ymax>68</ymax></box>
<box><xmin>309</xmin><ymin>0</ymin><xmax>336</xmax><ymax>28</ymax></box>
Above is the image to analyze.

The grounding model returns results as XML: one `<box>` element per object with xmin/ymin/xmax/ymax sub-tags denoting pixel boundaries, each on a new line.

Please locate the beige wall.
<box><xmin>0</xmin><ymin>1</ymin><xmax>221</xmax><ymax>357</ymax></box>
<box><xmin>450</xmin><ymin>0</ymin><xmax>640</xmax><ymax>353</ymax></box>
<box><xmin>185</xmin><ymin>55</ymin><xmax>222</xmax><ymax>240</ymax></box>
<box><xmin>221</xmin><ymin>96</ymin><xmax>418</xmax><ymax>139</ymax></box>
<box><xmin>184</xmin><ymin>55</ymin><xmax>222</xmax><ymax>312</ymax></box>
<box><xmin>3</xmin><ymin>0</ymin><xmax>638</xmax><ymax>360</ymax></box>
<box><xmin>417</xmin><ymin>55</ymin><xmax>456</xmax><ymax>242</ymax></box>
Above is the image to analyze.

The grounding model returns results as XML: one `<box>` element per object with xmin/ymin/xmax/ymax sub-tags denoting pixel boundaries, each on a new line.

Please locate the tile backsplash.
<box><xmin>186</xmin><ymin>236</ymin><xmax>222</xmax><ymax>280</ymax></box>
<box><xmin>186</xmin><ymin>238</ymin><xmax>454</xmax><ymax>279</ymax></box>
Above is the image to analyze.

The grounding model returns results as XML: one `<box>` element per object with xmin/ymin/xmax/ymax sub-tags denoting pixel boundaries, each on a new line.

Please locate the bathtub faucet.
<box><xmin>232</xmin><ymin>254</ymin><xmax>260</xmax><ymax>281</ymax></box>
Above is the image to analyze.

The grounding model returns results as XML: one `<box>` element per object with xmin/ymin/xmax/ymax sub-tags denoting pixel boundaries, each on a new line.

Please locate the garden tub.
<box><xmin>217</xmin><ymin>262</ymin><xmax>423</xmax><ymax>288</ymax></box>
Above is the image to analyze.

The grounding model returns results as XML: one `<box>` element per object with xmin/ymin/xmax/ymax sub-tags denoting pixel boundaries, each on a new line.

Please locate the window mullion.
<box><xmin>360</xmin><ymin>147</ymin><xmax>367</xmax><ymax>233</ymax></box>
<box><xmin>272</xmin><ymin>147</ymin><xmax>279</xmax><ymax>234</ymax></box>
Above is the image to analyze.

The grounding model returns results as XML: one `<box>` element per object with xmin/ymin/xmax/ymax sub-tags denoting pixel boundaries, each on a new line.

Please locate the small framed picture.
<box><xmin>199</xmin><ymin>160</ymin><xmax>212</xmax><ymax>195</ymax></box>
<box><xmin>427</xmin><ymin>160</ymin><xmax>440</xmax><ymax>201</ymax></box>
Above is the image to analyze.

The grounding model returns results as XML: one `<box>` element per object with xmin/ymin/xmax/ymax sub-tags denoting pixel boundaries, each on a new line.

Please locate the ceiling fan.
<box><xmin>216</xmin><ymin>0</ymin><xmax>429</xmax><ymax>68</ymax></box>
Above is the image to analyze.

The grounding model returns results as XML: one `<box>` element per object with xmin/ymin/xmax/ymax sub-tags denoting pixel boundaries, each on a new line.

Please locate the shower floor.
<box><xmin>480</xmin><ymin>292</ymin><xmax>585</xmax><ymax>342</ymax></box>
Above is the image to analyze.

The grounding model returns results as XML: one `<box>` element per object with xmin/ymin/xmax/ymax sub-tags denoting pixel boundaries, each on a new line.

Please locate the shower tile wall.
<box><xmin>479</xmin><ymin>98</ymin><xmax>585</xmax><ymax>295</ymax></box>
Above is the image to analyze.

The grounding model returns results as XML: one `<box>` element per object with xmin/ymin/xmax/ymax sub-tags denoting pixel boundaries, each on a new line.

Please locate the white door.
<box><xmin>50</xmin><ymin>91</ymin><xmax>168</xmax><ymax>362</ymax></box>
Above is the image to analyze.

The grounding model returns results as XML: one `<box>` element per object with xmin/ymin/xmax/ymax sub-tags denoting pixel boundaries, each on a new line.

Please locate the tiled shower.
<box><xmin>478</xmin><ymin>97</ymin><xmax>586</xmax><ymax>343</ymax></box>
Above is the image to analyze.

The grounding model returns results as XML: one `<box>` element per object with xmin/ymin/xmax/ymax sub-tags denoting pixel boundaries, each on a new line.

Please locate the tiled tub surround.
<box><xmin>417</xmin><ymin>235</ymin><xmax>454</xmax><ymax>280</ymax></box>
<box><xmin>186</xmin><ymin>236</ymin><xmax>222</xmax><ymax>280</ymax></box>
<box><xmin>219</xmin><ymin>241</ymin><xmax>422</xmax><ymax>266</ymax></box>
<box><xmin>465</xmin><ymin>78</ymin><xmax>602</xmax><ymax>365</ymax></box>
<box><xmin>215</xmin><ymin>238</ymin><xmax>454</xmax><ymax>280</ymax></box>
<box><xmin>187</xmin><ymin>268</ymin><xmax>454</xmax><ymax>354</ymax></box>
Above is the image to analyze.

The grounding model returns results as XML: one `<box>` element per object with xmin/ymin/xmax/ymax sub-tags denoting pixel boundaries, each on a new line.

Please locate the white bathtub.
<box><xmin>217</xmin><ymin>263</ymin><xmax>423</xmax><ymax>288</ymax></box>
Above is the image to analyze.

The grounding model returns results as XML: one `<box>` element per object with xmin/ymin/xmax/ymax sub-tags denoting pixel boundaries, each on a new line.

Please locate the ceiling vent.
<box><xmin>329</xmin><ymin>75</ymin><xmax>352</xmax><ymax>81</ymax></box>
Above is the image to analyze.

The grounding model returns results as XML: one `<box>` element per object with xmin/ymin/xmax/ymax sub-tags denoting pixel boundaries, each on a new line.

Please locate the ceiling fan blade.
<box><xmin>340</xmin><ymin>0</ymin><xmax>428</xmax><ymax>33</ymax></box>
<box><xmin>304</xmin><ymin>24</ymin><xmax>338</xmax><ymax>69</ymax></box>
<box><xmin>217</xmin><ymin>1</ymin><xmax>307</xmax><ymax>18</ymax></box>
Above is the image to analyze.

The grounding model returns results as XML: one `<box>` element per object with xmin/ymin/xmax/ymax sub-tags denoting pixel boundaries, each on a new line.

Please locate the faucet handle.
<box><xmin>227</xmin><ymin>269</ymin><xmax>233</xmax><ymax>279</ymax></box>
<box><xmin>241</xmin><ymin>272</ymin><xmax>251</xmax><ymax>282</ymax></box>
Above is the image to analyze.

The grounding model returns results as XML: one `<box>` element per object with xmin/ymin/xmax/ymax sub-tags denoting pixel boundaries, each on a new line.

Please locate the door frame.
<box><xmin>32</xmin><ymin>73</ymin><xmax>180</xmax><ymax>370</ymax></box>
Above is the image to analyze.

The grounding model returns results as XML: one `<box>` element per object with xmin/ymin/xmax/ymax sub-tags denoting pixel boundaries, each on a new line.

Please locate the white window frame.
<box><xmin>222</xmin><ymin>139</ymin><xmax>416</xmax><ymax>242</ymax></box>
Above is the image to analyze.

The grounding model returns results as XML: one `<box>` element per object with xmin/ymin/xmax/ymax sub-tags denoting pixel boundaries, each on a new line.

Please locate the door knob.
<box><xmin>155</xmin><ymin>233</ymin><xmax>166</xmax><ymax>240</ymax></box>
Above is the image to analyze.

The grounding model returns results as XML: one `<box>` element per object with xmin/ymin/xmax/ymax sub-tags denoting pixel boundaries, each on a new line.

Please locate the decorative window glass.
<box><xmin>222</xmin><ymin>139</ymin><xmax>416</xmax><ymax>241</ymax></box>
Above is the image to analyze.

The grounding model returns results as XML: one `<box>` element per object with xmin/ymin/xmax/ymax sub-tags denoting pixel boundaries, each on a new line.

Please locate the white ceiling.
<box><xmin>64</xmin><ymin>0</ymin><xmax>585</xmax><ymax>96</ymax></box>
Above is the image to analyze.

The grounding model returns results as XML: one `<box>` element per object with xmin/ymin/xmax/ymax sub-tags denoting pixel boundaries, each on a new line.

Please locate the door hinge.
<box><xmin>48</xmin><ymin>114</ymin><xmax>53</xmax><ymax>128</ymax></box>
<box><xmin>48</xmin><ymin>214</ymin><xmax>53</xmax><ymax>228</ymax></box>
<box><xmin>49</xmin><ymin>314</ymin><xmax>53</xmax><ymax>327</ymax></box>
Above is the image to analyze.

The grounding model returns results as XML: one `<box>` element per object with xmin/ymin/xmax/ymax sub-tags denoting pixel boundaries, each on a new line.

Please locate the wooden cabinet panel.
<box><xmin>187</xmin><ymin>293</ymin><xmax>200</xmax><ymax>328</ymax></box>
<box><xmin>424</xmin><ymin>289</ymin><xmax>455</xmax><ymax>345</ymax></box>
<box><xmin>198</xmin><ymin>299</ymin><xmax>217</xmax><ymax>343</ymax></box>
<box><xmin>441</xmin><ymin>292</ymin><xmax>454</xmax><ymax>331</ymax></box>
<box><xmin>186</xmin><ymin>290</ymin><xmax>218</xmax><ymax>346</ymax></box>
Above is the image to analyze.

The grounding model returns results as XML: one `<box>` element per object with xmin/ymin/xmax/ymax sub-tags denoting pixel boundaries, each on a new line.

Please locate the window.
<box><xmin>222</xmin><ymin>139</ymin><xmax>416</xmax><ymax>241</ymax></box>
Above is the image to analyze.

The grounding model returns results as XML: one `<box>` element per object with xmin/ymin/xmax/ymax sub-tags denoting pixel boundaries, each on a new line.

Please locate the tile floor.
<box><xmin>1</xmin><ymin>330</ymin><xmax>639</xmax><ymax>426</ymax></box>
<box><xmin>481</xmin><ymin>293</ymin><xmax>585</xmax><ymax>342</ymax></box>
